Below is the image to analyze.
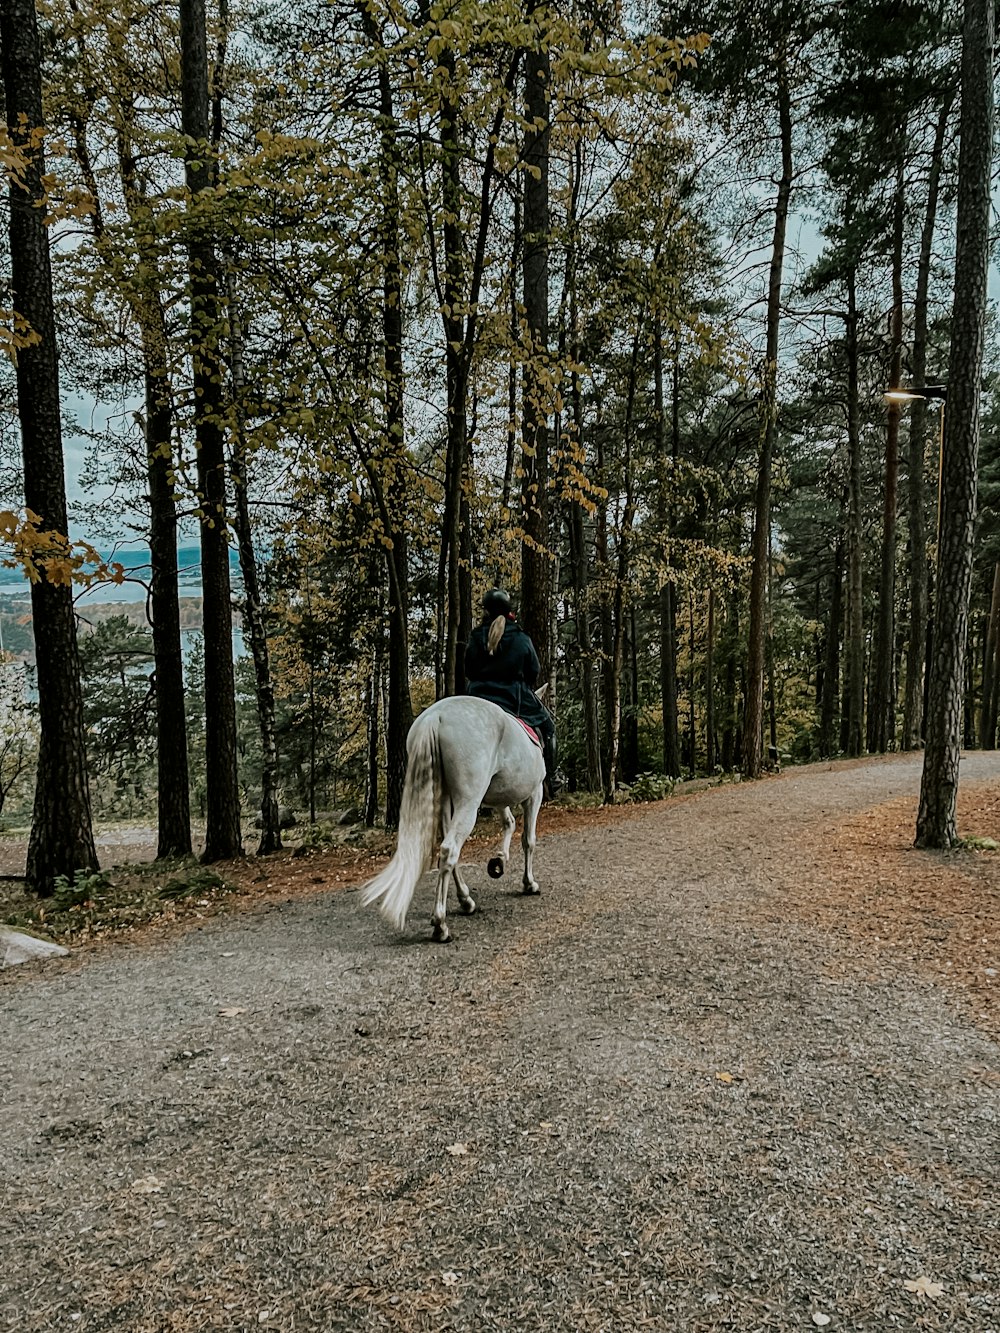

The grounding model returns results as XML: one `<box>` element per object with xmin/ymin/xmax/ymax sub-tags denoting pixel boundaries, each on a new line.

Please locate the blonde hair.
<box><xmin>487</xmin><ymin>614</ymin><xmax>506</xmax><ymax>655</ymax></box>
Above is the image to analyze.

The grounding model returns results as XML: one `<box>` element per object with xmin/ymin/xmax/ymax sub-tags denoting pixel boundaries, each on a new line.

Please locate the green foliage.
<box><xmin>158</xmin><ymin>867</ymin><xmax>229</xmax><ymax>900</ymax></box>
<box><xmin>52</xmin><ymin>869</ymin><xmax>115</xmax><ymax>910</ymax></box>
<box><xmin>959</xmin><ymin>836</ymin><xmax>999</xmax><ymax>852</ymax></box>
<box><xmin>625</xmin><ymin>772</ymin><xmax>677</xmax><ymax>804</ymax></box>
<box><xmin>78</xmin><ymin>615</ymin><xmax>156</xmax><ymax>814</ymax></box>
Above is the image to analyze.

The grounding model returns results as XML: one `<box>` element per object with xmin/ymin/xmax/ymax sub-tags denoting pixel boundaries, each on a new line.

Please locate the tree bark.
<box><xmin>819</xmin><ymin>530</ymin><xmax>844</xmax><ymax>757</ymax></box>
<box><xmin>565</xmin><ymin>153</ymin><xmax>601</xmax><ymax>793</ymax></box>
<box><xmin>742</xmin><ymin>62</ymin><xmax>792</xmax><ymax>777</ymax></box>
<box><xmin>108</xmin><ymin>107</ymin><xmax>192</xmax><ymax>857</ymax></box>
<box><xmin>226</xmin><ymin>269</ymin><xmax>281</xmax><ymax>854</ymax></box>
<box><xmin>439</xmin><ymin>49</ymin><xmax>466</xmax><ymax>697</ymax></box>
<box><xmin>902</xmin><ymin>94</ymin><xmax>952</xmax><ymax>750</ymax></box>
<box><xmin>845</xmin><ymin>268</ymin><xmax>865</xmax><ymax>757</ymax></box>
<box><xmin>603</xmin><ymin>329</ymin><xmax>640</xmax><ymax>804</ymax></box>
<box><xmin>916</xmin><ymin>0</ymin><xmax>994</xmax><ymax>847</ymax></box>
<box><xmin>869</xmin><ymin>149</ymin><xmax>906</xmax><ymax>754</ymax></box>
<box><xmin>2</xmin><ymin>0</ymin><xmax>99</xmax><ymax>895</ymax></box>
<box><xmin>657</xmin><ymin>324</ymin><xmax>682</xmax><ymax>776</ymax></box>
<box><xmin>179</xmin><ymin>0</ymin><xmax>242</xmax><ymax>860</ymax></box>
<box><xmin>706</xmin><ymin>587</ymin><xmax>716</xmax><ymax>771</ymax></box>
<box><xmin>363</xmin><ymin>6</ymin><xmax>413</xmax><ymax>824</ymax></box>
<box><xmin>519</xmin><ymin>12</ymin><xmax>551</xmax><ymax>679</ymax></box>
<box><xmin>981</xmin><ymin>562</ymin><xmax>1000</xmax><ymax>748</ymax></box>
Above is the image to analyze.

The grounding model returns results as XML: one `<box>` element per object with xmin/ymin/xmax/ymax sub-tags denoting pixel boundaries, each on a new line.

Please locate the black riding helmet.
<box><xmin>483</xmin><ymin>588</ymin><xmax>513</xmax><ymax>619</ymax></box>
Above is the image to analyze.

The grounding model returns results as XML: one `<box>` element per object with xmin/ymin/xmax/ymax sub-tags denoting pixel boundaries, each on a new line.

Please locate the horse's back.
<box><xmin>413</xmin><ymin>696</ymin><xmax>541</xmax><ymax>806</ymax></box>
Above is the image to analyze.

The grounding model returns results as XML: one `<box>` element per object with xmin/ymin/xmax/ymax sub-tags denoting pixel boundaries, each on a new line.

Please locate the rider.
<box><xmin>464</xmin><ymin>588</ymin><xmax>563</xmax><ymax>796</ymax></box>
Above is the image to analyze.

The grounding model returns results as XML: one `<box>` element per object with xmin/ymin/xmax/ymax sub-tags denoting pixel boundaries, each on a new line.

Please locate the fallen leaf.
<box><xmin>218</xmin><ymin>1007</ymin><xmax>247</xmax><ymax>1018</ymax></box>
<box><xmin>131</xmin><ymin>1176</ymin><xmax>164</xmax><ymax>1194</ymax></box>
<box><xmin>445</xmin><ymin>1142</ymin><xmax>469</xmax><ymax>1157</ymax></box>
<box><xmin>715</xmin><ymin>1071</ymin><xmax>734</xmax><ymax>1084</ymax></box>
<box><xmin>904</xmin><ymin>1276</ymin><xmax>945</xmax><ymax>1298</ymax></box>
<box><xmin>441</xmin><ymin>1271</ymin><xmax>460</xmax><ymax>1287</ymax></box>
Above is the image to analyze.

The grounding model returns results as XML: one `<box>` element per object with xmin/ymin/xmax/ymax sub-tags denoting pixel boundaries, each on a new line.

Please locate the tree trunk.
<box><xmin>439</xmin><ymin>55</ymin><xmax>466</xmax><ymax>698</ymax></box>
<box><xmin>179</xmin><ymin>0</ymin><xmax>242</xmax><ymax>861</ymax></box>
<box><xmin>565</xmin><ymin>172</ymin><xmax>601</xmax><ymax>793</ymax></box>
<box><xmin>656</xmin><ymin>323</ymin><xmax>682</xmax><ymax>776</ymax></box>
<box><xmin>2</xmin><ymin>0</ymin><xmax>99</xmax><ymax>895</ymax></box>
<box><xmin>917</xmin><ymin>0</ymin><xmax>994</xmax><ymax>847</ymax></box>
<box><xmin>845</xmin><ymin>269</ymin><xmax>865</xmax><ymax>757</ymax></box>
<box><xmin>604</xmin><ymin>329</ymin><xmax>640</xmax><ymax>804</ymax></box>
<box><xmin>720</xmin><ymin>592</ymin><xmax>741</xmax><ymax>770</ymax></box>
<box><xmin>595</xmin><ymin>425</ymin><xmax>615</xmax><ymax>789</ymax></box>
<box><xmin>365</xmin><ymin>7</ymin><xmax>413</xmax><ymax>824</ymax></box>
<box><xmin>869</xmin><ymin>150</ymin><xmax>906</xmax><ymax>754</ymax></box>
<box><xmin>688</xmin><ymin>591</ymin><xmax>698</xmax><ymax>772</ymax></box>
<box><xmin>622</xmin><ymin>604</ymin><xmax>639</xmax><ymax>782</ymax></box>
<box><xmin>520</xmin><ymin>17</ymin><xmax>551</xmax><ymax>679</ymax></box>
<box><xmin>226</xmin><ymin>269</ymin><xmax>281</xmax><ymax>854</ymax></box>
<box><xmin>819</xmin><ymin>531</ymin><xmax>844</xmax><ymax>757</ymax></box>
<box><xmin>145</xmin><ymin>347</ymin><xmax>193</xmax><ymax>859</ymax></box>
<box><xmin>743</xmin><ymin>63</ymin><xmax>792</xmax><ymax>778</ymax></box>
<box><xmin>981</xmin><ymin>562</ymin><xmax>1000</xmax><ymax>747</ymax></box>
<box><xmin>706</xmin><ymin>587</ymin><xmax>716</xmax><ymax>771</ymax></box>
<box><xmin>109</xmin><ymin>110</ymin><xmax>192</xmax><ymax>858</ymax></box>
<box><xmin>501</xmin><ymin>193</ymin><xmax>521</xmax><ymax>525</ymax></box>
<box><xmin>902</xmin><ymin>94</ymin><xmax>952</xmax><ymax>750</ymax></box>
<box><xmin>364</xmin><ymin>629</ymin><xmax>381</xmax><ymax>828</ymax></box>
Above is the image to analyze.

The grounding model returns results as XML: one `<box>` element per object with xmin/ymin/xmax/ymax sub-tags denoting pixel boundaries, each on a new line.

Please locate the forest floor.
<box><xmin>1</xmin><ymin>752</ymin><xmax>998</xmax><ymax>1331</ymax></box>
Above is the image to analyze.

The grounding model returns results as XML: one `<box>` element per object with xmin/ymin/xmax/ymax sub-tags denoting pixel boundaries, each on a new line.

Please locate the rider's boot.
<box><xmin>542</xmin><ymin>733</ymin><xmax>564</xmax><ymax>798</ymax></box>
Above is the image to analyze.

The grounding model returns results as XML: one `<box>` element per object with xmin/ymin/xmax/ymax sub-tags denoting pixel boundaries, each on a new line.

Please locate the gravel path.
<box><xmin>2</xmin><ymin>754</ymin><xmax>998</xmax><ymax>1332</ymax></box>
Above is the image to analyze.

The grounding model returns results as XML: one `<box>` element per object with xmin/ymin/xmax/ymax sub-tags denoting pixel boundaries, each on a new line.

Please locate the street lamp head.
<box><xmin>884</xmin><ymin>383</ymin><xmax>948</xmax><ymax>403</ymax></box>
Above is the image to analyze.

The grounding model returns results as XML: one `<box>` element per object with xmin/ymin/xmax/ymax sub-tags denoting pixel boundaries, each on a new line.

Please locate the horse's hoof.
<box><xmin>459</xmin><ymin>897</ymin><xmax>477</xmax><ymax>915</ymax></box>
<box><xmin>432</xmin><ymin>921</ymin><xmax>451</xmax><ymax>943</ymax></box>
<box><xmin>522</xmin><ymin>883</ymin><xmax>540</xmax><ymax>896</ymax></box>
<box><xmin>487</xmin><ymin>856</ymin><xmax>505</xmax><ymax>879</ymax></box>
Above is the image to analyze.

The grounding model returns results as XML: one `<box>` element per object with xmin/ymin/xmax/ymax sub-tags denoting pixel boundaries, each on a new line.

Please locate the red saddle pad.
<box><xmin>516</xmin><ymin>718</ymin><xmax>541</xmax><ymax>747</ymax></box>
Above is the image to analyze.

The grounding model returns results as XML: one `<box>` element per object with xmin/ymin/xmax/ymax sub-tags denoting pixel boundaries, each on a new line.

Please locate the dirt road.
<box><xmin>2</xmin><ymin>754</ymin><xmax>998</xmax><ymax>1331</ymax></box>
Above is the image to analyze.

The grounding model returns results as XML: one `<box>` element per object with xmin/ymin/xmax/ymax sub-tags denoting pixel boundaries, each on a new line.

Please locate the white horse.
<box><xmin>359</xmin><ymin>694</ymin><xmax>546</xmax><ymax>942</ymax></box>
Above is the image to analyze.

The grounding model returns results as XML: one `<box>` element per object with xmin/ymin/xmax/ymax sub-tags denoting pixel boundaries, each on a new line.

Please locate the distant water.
<box><xmin>0</xmin><ymin>544</ymin><xmax>242</xmax><ymax>605</ymax></box>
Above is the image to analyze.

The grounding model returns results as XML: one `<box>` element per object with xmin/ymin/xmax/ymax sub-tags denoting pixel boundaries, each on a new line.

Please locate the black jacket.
<box><xmin>464</xmin><ymin>619</ymin><xmax>552</xmax><ymax>733</ymax></box>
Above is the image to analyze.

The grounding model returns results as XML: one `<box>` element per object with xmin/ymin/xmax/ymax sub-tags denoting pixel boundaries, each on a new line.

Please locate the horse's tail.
<box><xmin>359</xmin><ymin>717</ymin><xmax>440</xmax><ymax>931</ymax></box>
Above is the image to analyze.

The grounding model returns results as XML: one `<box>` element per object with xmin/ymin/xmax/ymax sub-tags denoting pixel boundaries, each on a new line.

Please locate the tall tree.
<box><xmin>867</xmin><ymin>150</ymin><xmax>906</xmax><ymax>753</ymax></box>
<box><xmin>61</xmin><ymin>24</ymin><xmax>194</xmax><ymax>858</ymax></box>
<box><xmin>916</xmin><ymin>0</ymin><xmax>993</xmax><ymax>847</ymax></box>
<box><xmin>179</xmin><ymin>0</ymin><xmax>242</xmax><ymax>859</ymax></box>
<box><xmin>519</xmin><ymin>3</ymin><xmax>552</xmax><ymax>680</ymax></box>
<box><xmin>742</xmin><ymin>47</ymin><xmax>792</xmax><ymax>778</ymax></box>
<box><xmin>361</xmin><ymin>2</ymin><xmax>413</xmax><ymax>825</ymax></box>
<box><xmin>901</xmin><ymin>93</ymin><xmax>953</xmax><ymax>750</ymax></box>
<box><xmin>1</xmin><ymin>0</ymin><xmax>99</xmax><ymax>893</ymax></box>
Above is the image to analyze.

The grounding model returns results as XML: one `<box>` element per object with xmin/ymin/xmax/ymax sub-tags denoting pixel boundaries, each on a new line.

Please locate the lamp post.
<box><xmin>884</xmin><ymin>385</ymin><xmax>948</xmax><ymax>542</ymax></box>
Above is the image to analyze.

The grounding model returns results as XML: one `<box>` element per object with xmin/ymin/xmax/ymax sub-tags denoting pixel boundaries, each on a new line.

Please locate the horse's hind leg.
<box><xmin>432</xmin><ymin>799</ymin><xmax>479</xmax><ymax>942</ymax></box>
<box><xmin>521</xmin><ymin>783</ymin><xmax>543</xmax><ymax>895</ymax></box>
<box><xmin>453</xmin><ymin>866</ymin><xmax>476</xmax><ymax>916</ymax></box>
